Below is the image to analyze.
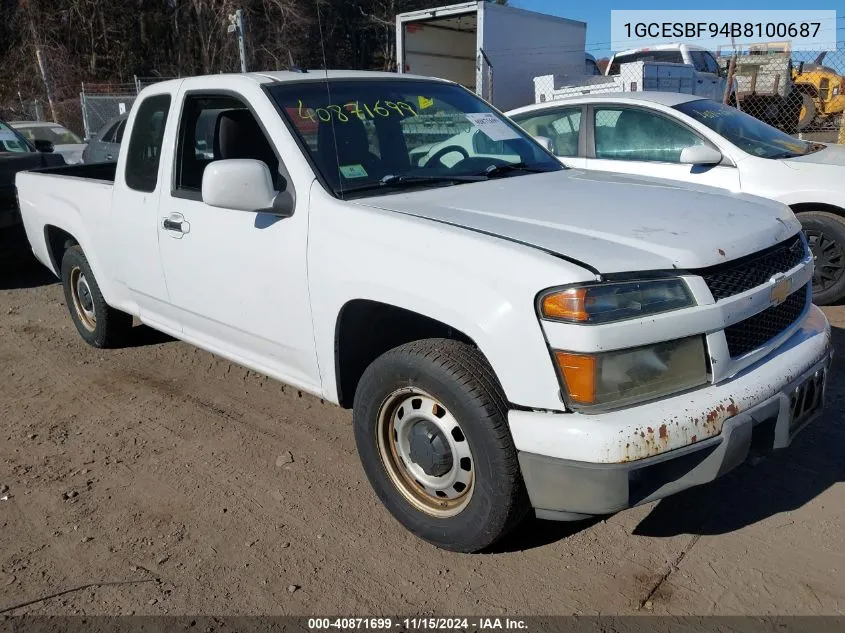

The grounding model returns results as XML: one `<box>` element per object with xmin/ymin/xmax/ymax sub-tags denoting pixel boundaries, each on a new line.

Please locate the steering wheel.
<box><xmin>425</xmin><ymin>145</ymin><xmax>470</xmax><ymax>168</ymax></box>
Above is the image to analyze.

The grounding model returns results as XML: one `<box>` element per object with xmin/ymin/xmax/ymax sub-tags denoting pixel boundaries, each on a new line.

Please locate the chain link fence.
<box><xmin>80</xmin><ymin>77</ymin><xmax>175</xmax><ymax>139</ymax></box>
<box><xmin>533</xmin><ymin>42</ymin><xmax>845</xmax><ymax>144</ymax></box>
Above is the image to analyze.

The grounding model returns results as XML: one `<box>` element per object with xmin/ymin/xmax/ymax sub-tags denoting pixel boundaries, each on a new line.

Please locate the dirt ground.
<box><xmin>0</xmin><ymin>250</ymin><xmax>844</xmax><ymax>617</ymax></box>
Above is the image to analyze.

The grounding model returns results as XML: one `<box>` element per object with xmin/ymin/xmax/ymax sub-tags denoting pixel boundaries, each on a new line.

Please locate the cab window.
<box><xmin>608</xmin><ymin>50</ymin><xmax>684</xmax><ymax>76</ymax></box>
<box><xmin>511</xmin><ymin>107</ymin><xmax>582</xmax><ymax>157</ymax></box>
<box><xmin>174</xmin><ymin>93</ymin><xmax>280</xmax><ymax>194</ymax></box>
<box><xmin>125</xmin><ymin>95</ymin><xmax>171</xmax><ymax>192</ymax></box>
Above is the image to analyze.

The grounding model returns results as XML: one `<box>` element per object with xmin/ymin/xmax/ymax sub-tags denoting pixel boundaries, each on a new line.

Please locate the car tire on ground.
<box><xmin>353</xmin><ymin>338</ymin><xmax>530</xmax><ymax>553</ymax></box>
<box><xmin>61</xmin><ymin>245</ymin><xmax>133</xmax><ymax>347</ymax></box>
<box><xmin>798</xmin><ymin>211</ymin><xmax>845</xmax><ymax>306</ymax></box>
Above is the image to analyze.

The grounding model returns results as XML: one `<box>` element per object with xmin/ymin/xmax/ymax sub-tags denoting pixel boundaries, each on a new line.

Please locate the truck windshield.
<box><xmin>268</xmin><ymin>79</ymin><xmax>560</xmax><ymax>198</ymax></box>
<box><xmin>674</xmin><ymin>99</ymin><xmax>821</xmax><ymax>159</ymax></box>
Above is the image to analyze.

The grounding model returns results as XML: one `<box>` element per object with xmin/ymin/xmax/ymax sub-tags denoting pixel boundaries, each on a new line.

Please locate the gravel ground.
<box><xmin>1</xmin><ymin>250</ymin><xmax>844</xmax><ymax>616</ymax></box>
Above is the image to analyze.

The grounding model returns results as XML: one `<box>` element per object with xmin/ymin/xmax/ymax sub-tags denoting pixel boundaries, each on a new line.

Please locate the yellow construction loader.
<box><xmin>793</xmin><ymin>52</ymin><xmax>845</xmax><ymax>130</ymax></box>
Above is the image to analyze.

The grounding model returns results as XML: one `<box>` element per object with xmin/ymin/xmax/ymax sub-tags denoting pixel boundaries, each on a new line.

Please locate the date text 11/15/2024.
<box><xmin>307</xmin><ymin>617</ymin><xmax>529</xmax><ymax>630</ymax></box>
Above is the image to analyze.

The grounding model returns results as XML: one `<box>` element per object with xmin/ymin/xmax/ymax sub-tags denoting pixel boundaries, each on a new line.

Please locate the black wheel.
<box><xmin>61</xmin><ymin>245</ymin><xmax>132</xmax><ymax>347</ymax></box>
<box><xmin>798</xmin><ymin>93</ymin><xmax>816</xmax><ymax>131</ymax></box>
<box><xmin>799</xmin><ymin>211</ymin><xmax>845</xmax><ymax>305</ymax></box>
<box><xmin>353</xmin><ymin>338</ymin><xmax>529</xmax><ymax>552</ymax></box>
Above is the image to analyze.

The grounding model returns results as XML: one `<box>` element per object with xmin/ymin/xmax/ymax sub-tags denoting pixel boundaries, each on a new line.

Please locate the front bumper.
<box><xmin>513</xmin><ymin>305</ymin><xmax>832</xmax><ymax>519</ymax></box>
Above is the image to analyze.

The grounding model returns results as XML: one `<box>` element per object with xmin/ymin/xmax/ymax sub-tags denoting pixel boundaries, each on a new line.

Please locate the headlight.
<box><xmin>554</xmin><ymin>336</ymin><xmax>708</xmax><ymax>410</ymax></box>
<box><xmin>539</xmin><ymin>279</ymin><xmax>693</xmax><ymax>324</ymax></box>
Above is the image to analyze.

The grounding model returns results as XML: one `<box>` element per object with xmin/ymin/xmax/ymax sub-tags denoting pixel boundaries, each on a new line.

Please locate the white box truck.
<box><xmin>396</xmin><ymin>1</ymin><xmax>586</xmax><ymax>111</ymax></box>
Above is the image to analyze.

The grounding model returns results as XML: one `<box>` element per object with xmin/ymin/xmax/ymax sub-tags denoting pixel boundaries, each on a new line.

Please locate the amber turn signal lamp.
<box><xmin>542</xmin><ymin>288</ymin><xmax>589</xmax><ymax>322</ymax></box>
<box><xmin>554</xmin><ymin>351</ymin><xmax>597</xmax><ymax>404</ymax></box>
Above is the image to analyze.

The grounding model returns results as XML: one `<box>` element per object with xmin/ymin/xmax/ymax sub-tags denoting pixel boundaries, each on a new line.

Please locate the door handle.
<box><xmin>162</xmin><ymin>214</ymin><xmax>190</xmax><ymax>237</ymax></box>
<box><xmin>106</xmin><ymin>154</ymin><xmax>113</xmax><ymax>160</ymax></box>
<box><xmin>163</xmin><ymin>219</ymin><xmax>183</xmax><ymax>231</ymax></box>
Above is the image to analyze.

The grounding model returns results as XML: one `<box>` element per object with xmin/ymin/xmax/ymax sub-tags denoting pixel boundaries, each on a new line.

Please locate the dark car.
<box><xmin>0</xmin><ymin>118</ymin><xmax>65</xmax><ymax>233</ymax></box>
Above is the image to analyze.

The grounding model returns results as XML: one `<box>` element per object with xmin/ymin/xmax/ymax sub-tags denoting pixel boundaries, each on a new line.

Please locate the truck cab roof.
<box><xmin>613</xmin><ymin>43</ymin><xmax>712</xmax><ymax>58</ymax></box>
<box><xmin>145</xmin><ymin>70</ymin><xmax>450</xmax><ymax>94</ymax></box>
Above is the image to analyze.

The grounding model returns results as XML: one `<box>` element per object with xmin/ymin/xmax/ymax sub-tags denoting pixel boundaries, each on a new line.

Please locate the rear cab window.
<box><xmin>125</xmin><ymin>95</ymin><xmax>171</xmax><ymax>192</ymax></box>
<box><xmin>608</xmin><ymin>50</ymin><xmax>684</xmax><ymax>76</ymax></box>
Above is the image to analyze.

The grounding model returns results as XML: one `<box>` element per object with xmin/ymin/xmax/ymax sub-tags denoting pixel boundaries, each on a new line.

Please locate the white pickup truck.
<box><xmin>537</xmin><ymin>44</ymin><xmax>737</xmax><ymax>104</ymax></box>
<box><xmin>15</xmin><ymin>71</ymin><xmax>832</xmax><ymax>553</ymax></box>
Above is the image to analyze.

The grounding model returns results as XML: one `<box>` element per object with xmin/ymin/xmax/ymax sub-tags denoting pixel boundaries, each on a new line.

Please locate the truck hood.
<box><xmin>353</xmin><ymin>169</ymin><xmax>800</xmax><ymax>274</ymax></box>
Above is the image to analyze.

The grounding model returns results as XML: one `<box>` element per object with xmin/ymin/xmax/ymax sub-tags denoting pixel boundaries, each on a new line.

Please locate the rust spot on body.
<box><xmin>718</xmin><ymin>248</ymin><xmax>726</xmax><ymax>256</ymax></box>
<box><xmin>658</xmin><ymin>424</ymin><xmax>668</xmax><ymax>439</ymax></box>
<box><xmin>647</xmin><ymin>426</ymin><xmax>654</xmax><ymax>434</ymax></box>
<box><xmin>691</xmin><ymin>435</ymin><xmax>697</xmax><ymax>442</ymax></box>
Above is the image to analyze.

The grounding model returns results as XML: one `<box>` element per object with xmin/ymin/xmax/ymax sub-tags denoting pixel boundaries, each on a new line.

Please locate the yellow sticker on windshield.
<box><xmin>418</xmin><ymin>96</ymin><xmax>434</xmax><ymax>110</ymax></box>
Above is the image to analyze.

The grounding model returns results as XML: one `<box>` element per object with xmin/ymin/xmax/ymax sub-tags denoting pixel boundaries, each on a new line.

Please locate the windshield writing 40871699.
<box><xmin>297</xmin><ymin>99</ymin><xmax>418</xmax><ymax>123</ymax></box>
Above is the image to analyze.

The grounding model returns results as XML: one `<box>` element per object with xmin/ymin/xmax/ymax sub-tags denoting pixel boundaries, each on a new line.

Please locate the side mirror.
<box><xmin>679</xmin><ymin>144</ymin><xmax>722</xmax><ymax>166</ymax></box>
<box><xmin>533</xmin><ymin>135</ymin><xmax>554</xmax><ymax>153</ymax></box>
<box><xmin>201</xmin><ymin>159</ymin><xmax>293</xmax><ymax>217</ymax></box>
<box><xmin>34</xmin><ymin>139</ymin><xmax>54</xmax><ymax>153</ymax></box>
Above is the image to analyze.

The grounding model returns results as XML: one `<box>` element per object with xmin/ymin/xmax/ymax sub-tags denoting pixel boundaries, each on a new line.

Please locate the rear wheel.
<box><xmin>353</xmin><ymin>339</ymin><xmax>529</xmax><ymax>552</ymax></box>
<box><xmin>799</xmin><ymin>211</ymin><xmax>845</xmax><ymax>305</ymax></box>
<box><xmin>61</xmin><ymin>245</ymin><xmax>132</xmax><ymax>347</ymax></box>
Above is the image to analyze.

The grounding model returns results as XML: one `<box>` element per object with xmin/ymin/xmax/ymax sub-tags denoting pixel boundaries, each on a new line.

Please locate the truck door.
<box><xmin>155</xmin><ymin>90</ymin><xmax>320</xmax><ymax>391</ymax></box>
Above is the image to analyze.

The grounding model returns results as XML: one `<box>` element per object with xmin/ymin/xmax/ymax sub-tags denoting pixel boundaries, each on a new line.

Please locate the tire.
<box><xmin>798</xmin><ymin>211</ymin><xmax>845</xmax><ymax>306</ymax></box>
<box><xmin>798</xmin><ymin>93</ymin><xmax>816</xmax><ymax>131</ymax></box>
<box><xmin>353</xmin><ymin>338</ymin><xmax>529</xmax><ymax>552</ymax></box>
<box><xmin>61</xmin><ymin>245</ymin><xmax>133</xmax><ymax>347</ymax></box>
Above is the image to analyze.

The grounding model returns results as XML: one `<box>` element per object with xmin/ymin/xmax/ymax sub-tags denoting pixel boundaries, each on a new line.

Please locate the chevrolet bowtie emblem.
<box><xmin>770</xmin><ymin>277</ymin><xmax>792</xmax><ymax>305</ymax></box>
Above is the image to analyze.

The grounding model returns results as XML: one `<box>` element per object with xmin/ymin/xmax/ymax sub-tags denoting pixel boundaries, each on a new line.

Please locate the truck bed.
<box><xmin>15</xmin><ymin>165</ymin><xmax>117</xmax><ymax>276</ymax></box>
<box><xmin>29</xmin><ymin>161</ymin><xmax>117</xmax><ymax>182</ymax></box>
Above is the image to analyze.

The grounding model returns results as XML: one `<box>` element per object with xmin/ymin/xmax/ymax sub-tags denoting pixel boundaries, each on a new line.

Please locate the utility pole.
<box><xmin>228</xmin><ymin>9</ymin><xmax>248</xmax><ymax>73</ymax></box>
<box><xmin>35</xmin><ymin>47</ymin><xmax>58</xmax><ymax>122</ymax></box>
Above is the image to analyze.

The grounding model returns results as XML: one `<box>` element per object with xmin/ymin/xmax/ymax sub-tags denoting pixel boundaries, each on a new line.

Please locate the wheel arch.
<box><xmin>44</xmin><ymin>225</ymin><xmax>79</xmax><ymax>275</ymax></box>
<box><xmin>790</xmin><ymin>202</ymin><xmax>845</xmax><ymax>217</ymax></box>
<box><xmin>334</xmin><ymin>299</ymin><xmax>483</xmax><ymax>409</ymax></box>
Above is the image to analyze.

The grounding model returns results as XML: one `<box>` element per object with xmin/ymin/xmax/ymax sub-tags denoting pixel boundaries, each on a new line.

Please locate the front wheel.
<box><xmin>799</xmin><ymin>211</ymin><xmax>845</xmax><ymax>305</ymax></box>
<box><xmin>353</xmin><ymin>339</ymin><xmax>529</xmax><ymax>552</ymax></box>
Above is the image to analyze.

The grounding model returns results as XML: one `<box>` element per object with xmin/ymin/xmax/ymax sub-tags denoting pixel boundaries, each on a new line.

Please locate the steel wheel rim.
<box><xmin>69</xmin><ymin>266</ymin><xmax>96</xmax><ymax>331</ymax></box>
<box><xmin>376</xmin><ymin>388</ymin><xmax>474</xmax><ymax>518</ymax></box>
<box><xmin>806</xmin><ymin>229</ymin><xmax>845</xmax><ymax>294</ymax></box>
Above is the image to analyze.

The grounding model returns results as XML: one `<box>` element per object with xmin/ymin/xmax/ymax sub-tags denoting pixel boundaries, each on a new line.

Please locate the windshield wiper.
<box><xmin>477</xmin><ymin>162</ymin><xmax>554</xmax><ymax>178</ymax></box>
<box><xmin>340</xmin><ymin>173</ymin><xmax>486</xmax><ymax>195</ymax></box>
